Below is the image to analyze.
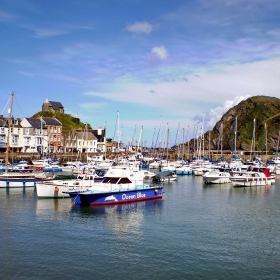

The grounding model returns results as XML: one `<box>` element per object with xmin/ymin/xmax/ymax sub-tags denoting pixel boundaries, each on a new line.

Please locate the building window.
<box><xmin>1</xmin><ymin>128</ymin><xmax>4</xmax><ymax>134</ymax></box>
<box><xmin>24</xmin><ymin>137</ymin><xmax>30</xmax><ymax>145</ymax></box>
<box><xmin>25</xmin><ymin>128</ymin><xmax>29</xmax><ymax>135</ymax></box>
<box><xmin>12</xmin><ymin>135</ymin><xmax>18</xmax><ymax>145</ymax></box>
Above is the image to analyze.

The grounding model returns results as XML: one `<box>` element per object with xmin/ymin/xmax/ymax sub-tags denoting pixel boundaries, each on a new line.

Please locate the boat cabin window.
<box><xmin>102</xmin><ymin>177</ymin><xmax>120</xmax><ymax>184</ymax></box>
<box><xmin>119</xmin><ymin>178</ymin><xmax>132</xmax><ymax>184</ymax></box>
<box><xmin>108</xmin><ymin>177</ymin><xmax>119</xmax><ymax>184</ymax></box>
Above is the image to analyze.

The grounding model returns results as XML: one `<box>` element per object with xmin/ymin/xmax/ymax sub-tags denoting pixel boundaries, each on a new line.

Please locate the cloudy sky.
<box><xmin>0</xmin><ymin>0</ymin><xmax>280</xmax><ymax>147</ymax></box>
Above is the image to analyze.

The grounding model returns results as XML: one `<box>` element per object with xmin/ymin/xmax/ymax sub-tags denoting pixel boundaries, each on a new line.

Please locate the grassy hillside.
<box><xmin>208</xmin><ymin>95</ymin><xmax>280</xmax><ymax>151</ymax></box>
<box><xmin>32</xmin><ymin>111</ymin><xmax>92</xmax><ymax>132</ymax></box>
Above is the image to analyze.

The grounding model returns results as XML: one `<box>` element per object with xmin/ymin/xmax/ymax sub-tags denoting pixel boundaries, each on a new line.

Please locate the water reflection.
<box><xmin>36</xmin><ymin>198</ymin><xmax>72</xmax><ymax>220</ymax></box>
<box><xmin>1</xmin><ymin>187</ymin><xmax>36</xmax><ymax>198</ymax></box>
<box><xmin>229</xmin><ymin>184</ymin><xmax>274</xmax><ymax>197</ymax></box>
<box><xmin>70</xmin><ymin>199</ymin><xmax>163</xmax><ymax>235</ymax></box>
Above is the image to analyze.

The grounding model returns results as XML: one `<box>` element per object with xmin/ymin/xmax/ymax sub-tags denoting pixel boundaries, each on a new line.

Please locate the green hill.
<box><xmin>32</xmin><ymin>111</ymin><xmax>91</xmax><ymax>132</ymax></box>
<box><xmin>206</xmin><ymin>96</ymin><xmax>280</xmax><ymax>152</ymax></box>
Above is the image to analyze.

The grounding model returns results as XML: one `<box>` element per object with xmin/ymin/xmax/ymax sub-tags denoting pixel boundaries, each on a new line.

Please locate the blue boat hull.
<box><xmin>175</xmin><ymin>170</ymin><xmax>193</xmax><ymax>175</ymax></box>
<box><xmin>74</xmin><ymin>187</ymin><xmax>163</xmax><ymax>206</ymax></box>
<box><xmin>42</xmin><ymin>168</ymin><xmax>63</xmax><ymax>172</ymax></box>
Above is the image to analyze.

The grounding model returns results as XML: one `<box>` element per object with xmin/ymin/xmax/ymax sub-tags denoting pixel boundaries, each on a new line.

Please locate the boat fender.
<box><xmin>23</xmin><ymin>180</ymin><xmax>26</xmax><ymax>184</ymax></box>
<box><xmin>154</xmin><ymin>188</ymin><xmax>158</xmax><ymax>193</ymax></box>
<box><xmin>55</xmin><ymin>187</ymin><xmax>59</xmax><ymax>193</ymax></box>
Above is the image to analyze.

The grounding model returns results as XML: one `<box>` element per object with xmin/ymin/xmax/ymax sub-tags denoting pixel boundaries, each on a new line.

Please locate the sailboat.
<box><xmin>0</xmin><ymin>92</ymin><xmax>36</xmax><ymax>188</ymax></box>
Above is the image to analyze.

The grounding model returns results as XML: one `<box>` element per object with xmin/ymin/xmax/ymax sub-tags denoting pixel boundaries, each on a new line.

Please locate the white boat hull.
<box><xmin>230</xmin><ymin>178</ymin><xmax>271</xmax><ymax>187</ymax></box>
<box><xmin>203</xmin><ymin>177</ymin><xmax>231</xmax><ymax>184</ymax></box>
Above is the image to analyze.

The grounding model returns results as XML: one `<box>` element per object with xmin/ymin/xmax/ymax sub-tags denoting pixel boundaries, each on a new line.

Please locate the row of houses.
<box><xmin>0</xmin><ymin>114</ymin><xmax>110</xmax><ymax>154</ymax></box>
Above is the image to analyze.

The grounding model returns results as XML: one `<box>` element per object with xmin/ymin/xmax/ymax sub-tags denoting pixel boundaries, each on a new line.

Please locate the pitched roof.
<box><xmin>76</xmin><ymin>130</ymin><xmax>97</xmax><ymax>140</ymax></box>
<box><xmin>42</xmin><ymin>117</ymin><xmax>62</xmax><ymax>126</ymax></box>
<box><xmin>26</xmin><ymin>118</ymin><xmax>46</xmax><ymax>129</ymax></box>
<box><xmin>48</xmin><ymin>101</ymin><xmax>64</xmax><ymax>110</ymax></box>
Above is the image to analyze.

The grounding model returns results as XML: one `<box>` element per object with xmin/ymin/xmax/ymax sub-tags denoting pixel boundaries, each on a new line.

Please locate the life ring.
<box><xmin>54</xmin><ymin>187</ymin><xmax>59</xmax><ymax>193</ymax></box>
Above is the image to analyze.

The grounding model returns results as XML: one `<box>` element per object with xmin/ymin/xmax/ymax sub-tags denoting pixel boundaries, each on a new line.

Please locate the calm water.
<box><xmin>1</xmin><ymin>175</ymin><xmax>280</xmax><ymax>280</ymax></box>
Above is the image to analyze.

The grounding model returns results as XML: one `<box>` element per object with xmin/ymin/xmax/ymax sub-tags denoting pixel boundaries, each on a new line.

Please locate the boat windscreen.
<box><xmin>102</xmin><ymin>177</ymin><xmax>120</xmax><ymax>184</ymax></box>
<box><xmin>118</xmin><ymin>177</ymin><xmax>132</xmax><ymax>184</ymax></box>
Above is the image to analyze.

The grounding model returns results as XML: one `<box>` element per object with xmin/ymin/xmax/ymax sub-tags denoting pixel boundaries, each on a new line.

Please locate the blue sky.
<box><xmin>1</xmin><ymin>0</ymin><xmax>280</xmax><ymax>147</ymax></box>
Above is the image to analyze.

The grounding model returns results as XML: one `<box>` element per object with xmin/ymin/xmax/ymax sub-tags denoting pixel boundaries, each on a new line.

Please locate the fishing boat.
<box><xmin>203</xmin><ymin>170</ymin><xmax>231</xmax><ymax>184</ymax></box>
<box><xmin>68</xmin><ymin>167</ymin><xmax>163</xmax><ymax>206</ymax></box>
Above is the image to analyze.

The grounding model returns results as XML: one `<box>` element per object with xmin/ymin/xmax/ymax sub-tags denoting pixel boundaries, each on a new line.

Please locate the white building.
<box><xmin>65</xmin><ymin>129</ymin><xmax>97</xmax><ymax>153</ymax></box>
<box><xmin>0</xmin><ymin>116</ymin><xmax>23</xmax><ymax>153</ymax></box>
<box><xmin>20</xmin><ymin>117</ymin><xmax>48</xmax><ymax>153</ymax></box>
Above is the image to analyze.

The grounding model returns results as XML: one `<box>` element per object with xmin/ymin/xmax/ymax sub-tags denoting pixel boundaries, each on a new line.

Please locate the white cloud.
<box><xmin>207</xmin><ymin>95</ymin><xmax>251</xmax><ymax>127</ymax></box>
<box><xmin>84</xmin><ymin>58</ymin><xmax>280</xmax><ymax>123</ymax></box>
<box><xmin>151</xmin><ymin>46</ymin><xmax>168</xmax><ymax>60</ymax></box>
<box><xmin>125</xmin><ymin>21</ymin><xmax>155</xmax><ymax>34</ymax></box>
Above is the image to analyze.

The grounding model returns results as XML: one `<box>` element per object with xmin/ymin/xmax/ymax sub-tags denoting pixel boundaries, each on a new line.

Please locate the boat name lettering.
<box><xmin>137</xmin><ymin>192</ymin><xmax>146</xmax><ymax>198</ymax></box>
<box><xmin>122</xmin><ymin>193</ymin><xmax>136</xmax><ymax>200</ymax></box>
<box><xmin>121</xmin><ymin>192</ymin><xmax>146</xmax><ymax>200</ymax></box>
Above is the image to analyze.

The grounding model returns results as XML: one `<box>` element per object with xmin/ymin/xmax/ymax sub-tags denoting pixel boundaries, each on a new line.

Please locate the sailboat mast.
<box><xmin>104</xmin><ymin>122</ymin><xmax>107</xmax><ymax>159</ymax></box>
<box><xmin>182</xmin><ymin>128</ymin><xmax>185</xmax><ymax>161</ymax></box>
<box><xmin>209</xmin><ymin>128</ymin><xmax>210</xmax><ymax>159</ymax></box>
<box><xmin>234</xmin><ymin>117</ymin><xmax>237</xmax><ymax>155</ymax></box>
<box><xmin>220</xmin><ymin>122</ymin><xmax>223</xmax><ymax>159</ymax></box>
<box><xmin>117</xmin><ymin>111</ymin><xmax>120</xmax><ymax>151</ymax></box>
<box><xmin>166</xmin><ymin>123</ymin><xmax>169</xmax><ymax>163</ymax></box>
<box><xmin>6</xmin><ymin>92</ymin><xmax>14</xmax><ymax>167</ymax></box>
<box><xmin>250</xmin><ymin>118</ymin><xmax>255</xmax><ymax>161</ymax></box>
<box><xmin>276</xmin><ymin>130</ymin><xmax>280</xmax><ymax>159</ymax></box>
<box><xmin>265</xmin><ymin>123</ymin><xmax>267</xmax><ymax>163</ymax></box>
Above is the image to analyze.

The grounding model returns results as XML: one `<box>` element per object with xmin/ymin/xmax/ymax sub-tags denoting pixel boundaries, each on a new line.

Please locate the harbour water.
<box><xmin>1</xmin><ymin>175</ymin><xmax>280</xmax><ymax>279</ymax></box>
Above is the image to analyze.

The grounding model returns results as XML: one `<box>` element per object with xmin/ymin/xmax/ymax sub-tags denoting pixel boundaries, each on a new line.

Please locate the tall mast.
<box><xmin>234</xmin><ymin>117</ymin><xmax>237</xmax><ymax>155</ymax></box>
<box><xmin>104</xmin><ymin>122</ymin><xmax>107</xmax><ymax>159</ymax></box>
<box><xmin>209</xmin><ymin>128</ymin><xmax>210</xmax><ymax>159</ymax></box>
<box><xmin>187</xmin><ymin>126</ymin><xmax>190</xmax><ymax>160</ymax></box>
<box><xmin>250</xmin><ymin>118</ymin><xmax>255</xmax><ymax>161</ymax></box>
<box><xmin>117</xmin><ymin>111</ymin><xmax>120</xmax><ymax>151</ymax></box>
<box><xmin>175</xmin><ymin>122</ymin><xmax>180</xmax><ymax>160</ymax></box>
<box><xmin>276</xmin><ymin>130</ymin><xmax>280</xmax><ymax>159</ymax></box>
<box><xmin>220</xmin><ymin>122</ymin><xmax>223</xmax><ymax>159</ymax></box>
<box><xmin>6</xmin><ymin>92</ymin><xmax>14</xmax><ymax>168</ymax></box>
<box><xmin>137</xmin><ymin>126</ymin><xmax>143</xmax><ymax>155</ymax></box>
<box><xmin>202</xmin><ymin>115</ymin><xmax>205</xmax><ymax>157</ymax></box>
<box><xmin>265</xmin><ymin>123</ymin><xmax>267</xmax><ymax>163</ymax></box>
<box><xmin>182</xmin><ymin>128</ymin><xmax>185</xmax><ymax>161</ymax></box>
<box><xmin>166</xmin><ymin>123</ymin><xmax>169</xmax><ymax>163</ymax></box>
